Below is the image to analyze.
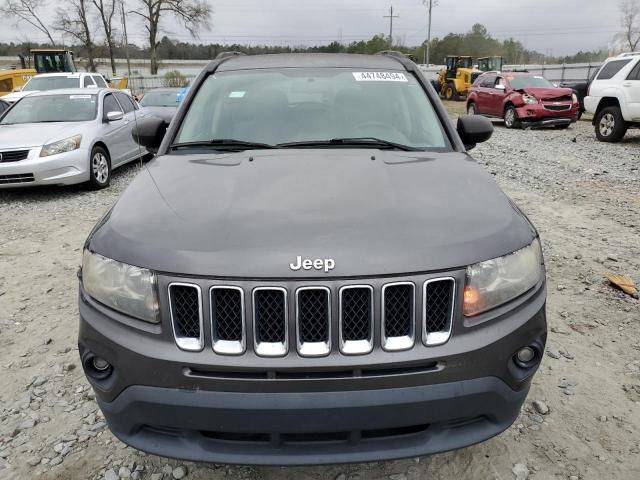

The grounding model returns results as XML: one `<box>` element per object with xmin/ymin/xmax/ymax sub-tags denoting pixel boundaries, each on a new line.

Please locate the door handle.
<box><xmin>623</xmin><ymin>82</ymin><xmax>632</xmax><ymax>87</ymax></box>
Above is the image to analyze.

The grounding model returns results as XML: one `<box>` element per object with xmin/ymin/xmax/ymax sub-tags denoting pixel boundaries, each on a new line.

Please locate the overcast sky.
<box><xmin>0</xmin><ymin>0</ymin><xmax>623</xmax><ymax>56</ymax></box>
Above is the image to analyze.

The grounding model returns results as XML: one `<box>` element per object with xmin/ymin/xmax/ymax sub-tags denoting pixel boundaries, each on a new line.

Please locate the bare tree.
<box><xmin>618</xmin><ymin>0</ymin><xmax>640</xmax><ymax>51</ymax></box>
<box><xmin>132</xmin><ymin>0</ymin><xmax>211</xmax><ymax>75</ymax></box>
<box><xmin>55</xmin><ymin>0</ymin><xmax>97</xmax><ymax>71</ymax></box>
<box><xmin>0</xmin><ymin>0</ymin><xmax>56</xmax><ymax>45</ymax></box>
<box><xmin>92</xmin><ymin>0</ymin><xmax>117</xmax><ymax>75</ymax></box>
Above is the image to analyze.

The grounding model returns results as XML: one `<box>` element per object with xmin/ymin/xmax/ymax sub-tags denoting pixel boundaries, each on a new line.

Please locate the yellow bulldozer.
<box><xmin>435</xmin><ymin>55</ymin><xmax>503</xmax><ymax>101</ymax></box>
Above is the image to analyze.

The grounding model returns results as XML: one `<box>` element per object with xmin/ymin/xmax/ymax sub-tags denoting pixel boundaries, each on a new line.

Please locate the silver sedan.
<box><xmin>0</xmin><ymin>88</ymin><xmax>148</xmax><ymax>189</ymax></box>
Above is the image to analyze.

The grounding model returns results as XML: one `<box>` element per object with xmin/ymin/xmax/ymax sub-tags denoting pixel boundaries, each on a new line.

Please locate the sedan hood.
<box><xmin>89</xmin><ymin>150</ymin><xmax>536</xmax><ymax>278</ymax></box>
<box><xmin>0</xmin><ymin>122</ymin><xmax>87</xmax><ymax>149</ymax></box>
<box><xmin>518</xmin><ymin>87</ymin><xmax>574</xmax><ymax>100</ymax></box>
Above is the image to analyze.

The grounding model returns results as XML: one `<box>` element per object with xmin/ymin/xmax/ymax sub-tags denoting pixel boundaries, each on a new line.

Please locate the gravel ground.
<box><xmin>0</xmin><ymin>111</ymin><xmax>639</xmax><ymax>480</ymax></box>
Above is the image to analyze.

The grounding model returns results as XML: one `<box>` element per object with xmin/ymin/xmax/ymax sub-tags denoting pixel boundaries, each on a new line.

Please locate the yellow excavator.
<box><xmin>0</xmin><ymin>49</ymin><xmax>129</xmax><ymax>96</ymax></box>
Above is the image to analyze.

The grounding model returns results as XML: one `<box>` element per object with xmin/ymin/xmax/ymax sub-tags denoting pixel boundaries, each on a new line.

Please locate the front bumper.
<box><xmin>78</xmin><ymin>270</ymin><xmax>546</xmax><ymax>465</ymax></box>
<box><xmin>0</xmin><ymin>147</ymin><xmax>90</xmax><ymax>188</ymax></box>
<box><xmin>99</xmin><ymin>377</ymin><xmax>528</xmax><ymax>465</ymax></box>
<box><xmin>515</xmin><ymin>103</ymin><xmax>578</xmax><ymax>128</ymax></box>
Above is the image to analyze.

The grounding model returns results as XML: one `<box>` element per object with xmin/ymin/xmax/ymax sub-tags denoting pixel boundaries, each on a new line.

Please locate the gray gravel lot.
<box><xmin>0</xmin><ymin>117</ymin><xmax>639</xmax><ymax>480</ymax></box>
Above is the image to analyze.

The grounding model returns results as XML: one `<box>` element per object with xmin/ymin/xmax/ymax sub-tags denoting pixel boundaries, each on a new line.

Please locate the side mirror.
<box><xmin>132</xmin><ymin>116</ymin><xmax>167</xmax><ymax>153</ymax></box>
<box><xmin>495</xmin><ymin>84</ymin><xmax>506</xmax><ymax>90</ymax></box>
<box><xmin>457</xmin><ymin>115</ymin><xmax>493</xmax><ymax>150</ymax></box>
<box><xmin>13</xmin><ymin>87</ymin><xmax>22</xmax><ymax>92</ymax></box>
<box><xmin>105</xmin><ymin>111</ymin><xmax>124</xmax><ymax>122</ymax></box>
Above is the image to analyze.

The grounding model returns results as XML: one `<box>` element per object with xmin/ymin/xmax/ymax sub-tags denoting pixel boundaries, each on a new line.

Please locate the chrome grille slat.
<box><xmin>168</xmin><ymin>283</ymin><xmax>204</xmax><ymax>352</ymax></box>
<box><xmin>210</xmin><ymin>286</ymin><xmax>245</xmax><ymax>355</ymax></box>
<box><xmin>381</xmin><ymin>282</ymin><xmax>415</xmax><ymax>351</ymax></box>
<box><xmin>253</xmin><ymin>287</ymin><xmax>288</xmax><ymax>357</ymax></box>
<box><xmin>339</xmin><ymin>285</ymin><xmax>373</xmax><ymax>355</ymax></box>
<box><xmin>296</xmin><ymin>287</ymin><xmax>331</xmax><ymax>357</ymax></box>
<box><xmin>423</xmin><ymin>278</ymin><xmax>455</xmax><ymax>346</ymax></box>
<box><xmin>0</xmin><ymin>173</ymin><xmax>35</xmax><ymax>184</ymax></box>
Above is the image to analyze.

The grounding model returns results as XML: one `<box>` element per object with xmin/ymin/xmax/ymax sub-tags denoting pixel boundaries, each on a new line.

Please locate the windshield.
<box><xmin>509</xmin><ymin>75</ymin><xmax>553</xmax><ymax>89</ymax></box>
<box><xmin>175</xmin><ymin>68</ymin><xmax>450</xmax><ymax>150</ymax></box>
<box><xmin>141</xmin><ymin>90</ymin><xmax>180</xmax><ymax>107</ymax></box>
<box><xmin>23</xmin><ymin>76</ymin><xmax>79</xmax><ymax>92</ymax></box>
<box><xmin>0</xmin><ymin>94</ymin><xmax>97</xmax><ymax>124</ymax></box>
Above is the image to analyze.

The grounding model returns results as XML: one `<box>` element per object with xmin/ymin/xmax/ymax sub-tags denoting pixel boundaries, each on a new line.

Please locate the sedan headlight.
<box><xmin>463</xmin><ymin>239</ymin><xmax>543</xmax><ymax>317</ymax></box>
<box><xmin>522</xmin><ymin>94</ymin><xmax>538</xmax><ymax>105</ymax></box>
<box><xmin>572</xmin><ymin>93</ymin><xmax>579</xmax><ymax>104</ymax></box>
<box><xmin>81</xmin><ymin>250</ymin><xmax>159</xmax><ymax>323</ymax></box>
<box><xmin>40</xmin><ymin>135</ymin><xmax>82</xmax><ymax>157</ymax></box>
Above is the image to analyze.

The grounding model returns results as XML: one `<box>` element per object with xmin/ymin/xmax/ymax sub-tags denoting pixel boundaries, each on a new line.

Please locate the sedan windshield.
<box><xmin>141</xmin><ymin>90</ymin><xmax>180</xmax><ymax>107</ymax></box>
<box><xmin>0</xmin><ymin>94</ymin><xmax>97</xmax><ymax>124</ymax></box>
<box><xmin>509</xmin><ymin>76</ymin><xmax>554</xmax><ymax>90</ymax></box>
<box><xmin>23</xmin><ymin>76</ymin><xmax>79</xmax><ymax>92</ymax></box>
<box><xmin>175</xmin><ymin>68</ymin><xmax>450</xmax><ymax>150</ymax></box>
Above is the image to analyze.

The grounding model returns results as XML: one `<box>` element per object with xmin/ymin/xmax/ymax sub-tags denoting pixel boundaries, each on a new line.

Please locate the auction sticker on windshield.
<box><xmin>353</xmin><ymin>72</ymin><xmax>408</xmax><ymax>82</ymax></box>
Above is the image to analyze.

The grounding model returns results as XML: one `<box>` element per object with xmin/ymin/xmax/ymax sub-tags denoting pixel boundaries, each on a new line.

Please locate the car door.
<box><xmin>488</xmin><ymin>76</ymin><xmax>507</xmax><ymax>116</ymax></box>
<box><xmin>624</xmin><ymin>59</ymin><xmax>640</xmax><ymax>120</ymax></box>
<box><xmin>100</xmin><ymin>92</ymin><xmax>128</xmax><ymax>164</ymax></box>
<box><xmin>114</xmin><ymin>92</ymin><xmax>145</xmax><ymax>162</ymax></box>
<box><xmin>475</xmin><ymin>74</ymin><xmax>496</xmax><ymax>114</ymax></box>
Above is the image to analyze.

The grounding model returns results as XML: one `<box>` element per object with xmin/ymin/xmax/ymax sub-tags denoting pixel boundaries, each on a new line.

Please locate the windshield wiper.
<box><xmin>171</xmin><ymin>139</ymin><xmax>275</xmax><ymax>151</ymax></box>
<box><xmin>277</xmin><ymin>137</ymin><xmax>421</xmax><ymax>151</ymax></box>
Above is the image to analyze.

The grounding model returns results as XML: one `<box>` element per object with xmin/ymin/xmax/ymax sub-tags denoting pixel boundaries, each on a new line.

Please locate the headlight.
<box><xmin>40</xmin><ymin>135</ymin><xmax>82</xmax><ymax>157</ymax></box>
<box><xmin>463</xmin><ymin>239</ymin><xmax>543</xmax><ymax>317</ymax></box>
<box><xmin>81</xmin><ymin>250</ymin><xmax>159</xmax><ymax>323</ymax></box>
<box><xmin>572</xmin><ymin>93</ymin><xmax>579</xmax><ymax>104</ymax></box>
<box><xmin>522</xmin><ymin>94</ymin><xmax>538</xmax><ymax>105</ymax></box>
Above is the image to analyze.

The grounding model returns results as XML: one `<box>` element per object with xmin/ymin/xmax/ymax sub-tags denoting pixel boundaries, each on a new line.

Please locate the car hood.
<box><xmin>89</xmin><ymin>150</ymin><xmax>536</xmax><ymax>278</ymax></box>
<box><xmin>0</xmin><ymin>122</ymin><xmax>89</xmax><ymax>149</ymax></box>
<box><xmin>518</xmin><ymin>87</ymin><xmax>574</xmax><ymax>100</ymax></box>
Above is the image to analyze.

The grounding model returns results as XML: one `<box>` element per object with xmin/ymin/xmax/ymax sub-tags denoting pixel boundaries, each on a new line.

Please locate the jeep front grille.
<box><xmin>253</xmin><ymin>288</ymin><xmax>288</xmax><ymax>357</ymax></box>
<box><xmin>296</xmin><ymin>287</ymin><xmax>331</xmax><ymax>357</ymax></box>
<box><xmin>210</xmin><ymin>287</ymin><xmax>245</xmax><ymax>355</ymax></box>
<box><xmin>168</xmin><ymin>283</ymin><xmax>203</xmax><ymax>351</ymax></box>
<box><xmin>166</xmin><ymin>277</ymin><xmax>456</xmax><ymax>356</ymax></box>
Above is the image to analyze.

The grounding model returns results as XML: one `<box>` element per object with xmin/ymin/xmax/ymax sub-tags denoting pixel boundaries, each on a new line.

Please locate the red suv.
<box><xmin>467</xmin><ymin>72</ymin><xmax>579</xmax><ymax>129</ymax></box>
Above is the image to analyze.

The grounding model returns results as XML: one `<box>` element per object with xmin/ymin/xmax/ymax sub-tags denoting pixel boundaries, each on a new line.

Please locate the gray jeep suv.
<box><xmin>78</xmin><ymin>52</ymin><xmax>547</xmax><ymax>465</ymax></box>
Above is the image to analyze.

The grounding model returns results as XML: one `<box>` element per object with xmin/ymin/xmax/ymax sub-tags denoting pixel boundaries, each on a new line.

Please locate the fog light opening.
<box><xmin>84</xmin><ymin>353</ymin><xmax>113</xmax><ymax>380</ymax></box>
<box><xmin>513</xmin><ymin>345</ymin><xmax>539</xmax><ymax>369</ymax></box>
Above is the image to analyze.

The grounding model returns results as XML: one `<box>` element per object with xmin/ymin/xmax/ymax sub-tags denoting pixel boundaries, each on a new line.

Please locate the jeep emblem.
<box><xmin>289</xmin><ymin>256</ymin><xmax>335</xmax><ymax>273</ymax></box>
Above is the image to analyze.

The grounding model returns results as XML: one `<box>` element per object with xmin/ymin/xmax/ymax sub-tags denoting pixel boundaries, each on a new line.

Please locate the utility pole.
<box><xmin>120</xmin><ymin>0</ymin><xmax>132</xmax><ymax>77</ymax></box>
<box><xmin>383</xmin><ymin>5</ymin><xmax>399</xmax><ymax>48</ymax></box>
<box><xmin>423</xmin><ymin>0</ymin><xmax>437</xmax><ymax>65</ymax></box>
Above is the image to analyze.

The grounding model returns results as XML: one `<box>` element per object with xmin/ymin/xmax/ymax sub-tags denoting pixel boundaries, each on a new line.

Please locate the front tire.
<box><xmin>467</xmin><ymin>102</ymin><xmax>476</xmax><ymax>115</ymax></box>
<box><xmin>504</xmin><ymin>106</ymin><xmax>520</xmax><ymax>129</ymax></box>
<box><xmin>89</xmin><ymin>146</ymin><xmax>111</xmax><ymax>190</ymax></box>
<box><xmin>595</xmin><ymin>106</ymin><xmax>627</xmax><ymax>143</ymax></box>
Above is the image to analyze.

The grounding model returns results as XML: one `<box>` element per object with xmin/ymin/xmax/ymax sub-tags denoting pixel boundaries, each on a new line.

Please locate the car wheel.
<box><xmin>467</xmin><ymin>102</ymin><xmax>476</xmax><ymax>115</ymax></box>
<box><xmin>504</xmin><ymin>106</ymin><xmax>520</xmax><ymax>129</ymax></box>
<box><xmin>89</xmin><ymin>146</ymin><xmax>111</xmax><ymax>190</ymax></box>
<box><xmin>595</xmin><ymin>107</ymin><xmax>628</xmax><ymax>143</ymax></box>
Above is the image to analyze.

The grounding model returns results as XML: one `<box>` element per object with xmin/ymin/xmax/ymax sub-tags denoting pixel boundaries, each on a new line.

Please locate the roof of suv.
<box><xmin>215</xmin><ymin>53</ymin><xmax>407</xmax><ymax>72</ymax></box>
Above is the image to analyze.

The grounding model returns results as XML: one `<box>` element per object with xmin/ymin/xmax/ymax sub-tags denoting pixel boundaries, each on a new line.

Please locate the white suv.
<box><xmin>1</xmin><ymin>72</ymin><xmax>109</xmax><ymax>104</ymax></box>
<box><xmin>584</xmin><ymin>52</ymin><xmax>640</xmax><ymax>142</ymax></box>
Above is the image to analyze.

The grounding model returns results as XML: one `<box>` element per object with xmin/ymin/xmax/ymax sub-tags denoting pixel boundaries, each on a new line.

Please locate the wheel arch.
<box><xmin>592</xmin><ymin>97</ymin><xmax>621</xmax><ymax>124</ymax></box>
<box><xmin>91</xmin><ymin>141</ymin><xmax>111</xmax><ymax>161</ymax></box>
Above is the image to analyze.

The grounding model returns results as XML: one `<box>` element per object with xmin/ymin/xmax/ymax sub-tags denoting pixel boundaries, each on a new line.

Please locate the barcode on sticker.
<box><xmin>353</xmin><ymin>72</ymin><xmax>408</xmax><ymax>82</ymax></box>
